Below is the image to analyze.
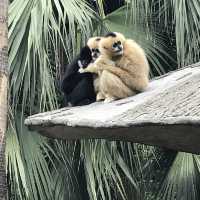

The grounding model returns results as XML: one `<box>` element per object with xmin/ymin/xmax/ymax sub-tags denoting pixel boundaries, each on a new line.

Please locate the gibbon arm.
<box><xmin>97</xmin><ymin>64</ymin><xmax>142</xmax><ymax>91</ymax></box>
<box><xmin>79</xmin><ymin>57</ymin><xmax>116</xmax><ymax>74</ymax></box>
<box><xmin>79</xmin><ymin>62</ymin><xmax>148</xmax><ymax>91</ymax></box>
<box><xmin>79</xmin><ymin>63</ymin><xmax>100</xmax><ymax>74</ymax></box>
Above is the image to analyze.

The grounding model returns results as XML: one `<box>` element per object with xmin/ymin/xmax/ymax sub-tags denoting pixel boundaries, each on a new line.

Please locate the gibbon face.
<box><xmin>99</xmin><ymin>32</ymin><xmax>126</xmax><ymax>57</ymax></box>
<box><xmin>87</xmin><ymin>37</ymin><xmax>101</xmax><ymax>60</ymax></box>
<box><xmin>77</xmin><ymin>45</ymin><xmax>93</xmax><ymax>68</ymax></box>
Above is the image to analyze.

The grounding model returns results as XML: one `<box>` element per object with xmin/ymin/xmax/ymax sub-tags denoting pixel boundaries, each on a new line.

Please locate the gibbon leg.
<box><xmin>104</xmin><ymin>95</ymin><xmax>116</xmax><ymax>103</ymax></box>
<box><xmin>93</xmin><ymin>76</ymin><xmax>100</xmax><ymax>93</ymax></box>
<box><xmin>67</xmin><ymin>78</ymin><xmax>96</xmax><ymax>106</ymax></box>
<box><xmin>96</xmin><ymin>92</ymin><xmax>105</xmax><ymax>101</ymax></box>
<box><xmin>79</xmin><ymin>63</ymin><xmax>99</xmax><ymax>74</ymax></box>
<box><xmin>98</xmin><ymin>64</ymin><xmax>149</xmax><ymax>92</ymax></box>
<box><xmin>100</xmin><ymin>71</ymin><xmax>135</xmax><ymax>102</ymax></box>
<box><xmin>93</xmin><ymin>75</ymin><xmax>105</xmax><ymax>101</ymax></box>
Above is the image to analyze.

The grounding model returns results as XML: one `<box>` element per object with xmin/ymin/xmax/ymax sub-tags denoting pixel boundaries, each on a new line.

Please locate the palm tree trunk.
<box><xmin>0</xmin><ymin>0</ymin><xmax>8</xmax><ymax>199</ymax></box>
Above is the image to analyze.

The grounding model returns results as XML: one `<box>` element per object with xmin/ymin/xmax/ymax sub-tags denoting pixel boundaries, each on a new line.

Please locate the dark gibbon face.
<box><xmin>99</xmin><ymin>32</ymin><xmax>126</xmax><ymax>57</ymax></box>
<box><xmin>78</xmin><ymin>45</ymin><xmax>92</xmax><ymax>68</ymax></box>
<box><xmin>87</xmin><ymin>37</ymin><xmax>101</xmax><ymax>61</ymax></box>
<box><xmin>91</xmin><ymin>48</ymin><xmax>100</xmax><ymax>60</ymax></box>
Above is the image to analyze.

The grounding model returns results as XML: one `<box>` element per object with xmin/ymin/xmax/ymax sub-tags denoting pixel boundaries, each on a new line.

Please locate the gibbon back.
<box><xmin>61</xmin><ymin>45</ymin><xmax>95</xmax><ymax>106</ymax></box>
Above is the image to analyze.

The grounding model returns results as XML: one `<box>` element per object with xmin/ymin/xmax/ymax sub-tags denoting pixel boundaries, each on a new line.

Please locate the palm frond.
<box><xmin>9</xmin><ymin>0</ymin><xmax>95</xmax><ymax>113</ymax></box>
<box><xmin>125</xmin><ymin>0</ymin><xmax>152</xmax><ymax>25</ymax></box>
<box><xmin>159</xmin><ymin>0</ymin><xmax>200</xmax><ymax>66</ymax></box>
<box><xmin>6</xmin><ymin>113</ymin><xmax>54</xmax><ymax>200</ymax></box>
<box><xmin>81</xmin><ymin>140</ymin><xmax>139</xmax><ymax>200</ymax></box>
<box><xmin>8</xmin><ymin>1</ymin><xmax>96</xmax><ymax>199</ymax></box>
<box><xmin>104</xmin><ymin>6</ymin><xmax>174</xmax><ymax>76</ymax></box>
<box><xmin>51</xmin><ymin>140</ymin><xmax>82</xmax><ymax>200</ymax></box>
<box><xmin>157</xmin><ymin>152</ymin><xmax>200</xmax><ymax>200</ymax></box>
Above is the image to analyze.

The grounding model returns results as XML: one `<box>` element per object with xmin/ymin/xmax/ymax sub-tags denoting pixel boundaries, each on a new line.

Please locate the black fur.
<box><xmin>105</xmin><ymin>32</ymin><xmax>116</xmax><ymax>37</ymax></box>
<box><xmin>61</xmin><ymin>46</ymin><xmax>96</xmax><ymax>106</ymax></box>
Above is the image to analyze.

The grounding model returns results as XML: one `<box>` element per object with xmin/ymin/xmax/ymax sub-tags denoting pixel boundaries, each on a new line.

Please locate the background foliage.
<box><xmin>8</xmin><ymin>0</ymin><xmax>200</xmax><ymax>199</ymax></box>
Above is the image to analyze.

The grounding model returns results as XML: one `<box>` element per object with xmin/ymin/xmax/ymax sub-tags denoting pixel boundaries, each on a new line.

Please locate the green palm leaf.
<box><xmin>6</xmin><ymin>114</ymin><xmax>54</xmax><ymax>199</ymax></box>
<box><xmin>81</xmin><ymin>140</ymin><xmax>139</xmax><ymax>200</ymax></box>
<box><xmin>103</xmin><ymin>5</ymin><xmax>174</xmax><ymax>76</ymax></box>
<box><xmin>160</xmin><ymin>0</ymin><xmax>200</xmax><ymax>66</ymax></box>
<box><xmin>157</xmin><ymin>152</ymin><xmax>200</xmax><ymax>200</ymax></box>
<box><xmin>8</xmin><ymin>0</ymin><xmax>96</xmax><ymax>199</ymax></box>
<box><xmin>9</xmin><ymin>0</ymin><xmax>95</xmax><ymax>113</ymax></box>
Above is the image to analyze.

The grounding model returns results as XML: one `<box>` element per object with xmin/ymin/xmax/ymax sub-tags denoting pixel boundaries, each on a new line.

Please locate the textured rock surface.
<box><xmin>25</xmin><ymin>62</ymin><xmax>200</xmax><ymax>154</ymax></box>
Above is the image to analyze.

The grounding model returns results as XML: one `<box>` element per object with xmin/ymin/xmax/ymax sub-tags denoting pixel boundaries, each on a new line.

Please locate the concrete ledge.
<box><xmin>25</xmin><ymin>62</ymin><xmax>200</xmax><ymax>154</ymax></box>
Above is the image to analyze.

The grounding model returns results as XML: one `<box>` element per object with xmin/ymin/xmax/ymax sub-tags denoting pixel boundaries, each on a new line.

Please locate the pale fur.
<box><xmin>87</xmin><ymin>37</ymin><xmax>101</xmax><ymax>54</ymax></box>
<box><xmin>86</xmin><ymin>37</ymin><xmax>101</xmax><ymax>96</ymax></box>
<box><xmin>80</xmin><ymin>32</ymin><xmax>150</xmax><ymax>102</ymax></box>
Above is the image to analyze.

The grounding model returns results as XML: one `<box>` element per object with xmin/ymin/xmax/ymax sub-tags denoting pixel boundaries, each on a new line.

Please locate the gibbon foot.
<box><xmin>104</xmin><ymin>96</ymin><xmax>116</xmax><ymax>103</ymax></box>
<box><xmin>96</xmin><ymin>92</ymin><xmax>105</xmax><ymax>101</ymax></box>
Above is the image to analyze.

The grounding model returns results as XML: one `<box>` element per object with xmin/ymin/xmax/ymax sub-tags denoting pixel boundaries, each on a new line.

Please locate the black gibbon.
<box><xmin>61</xmin><ymin>45</ymin><xmax>96</xmax><ymax>106</ymax></box>
<box><xmin>79</xmin><ymin>32</ymin><xmax>149</xmax><ymax>102</ymax></box>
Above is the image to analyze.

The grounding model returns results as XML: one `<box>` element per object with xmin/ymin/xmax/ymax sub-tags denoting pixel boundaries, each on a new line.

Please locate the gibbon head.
<box><xmin>99</xmin><ymin>32</ymin><xmax>126</xmax><ymax>57</ymax></box>
<box><xmin>87</xmin><ymin>37</ymin><xmax>101</xmax><ymax>60</ymax></box>
<box><xmin>78</xmin><ymin>45</ymin><xmax>93</xmax><ymax>68</ymax></box>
